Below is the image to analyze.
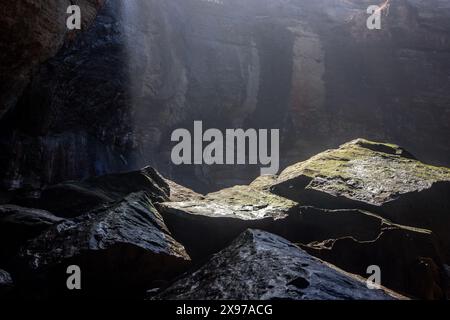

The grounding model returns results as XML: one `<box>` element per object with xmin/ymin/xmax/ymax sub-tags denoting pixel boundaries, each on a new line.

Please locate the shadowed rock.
<box><xmin>0</xmin><ymin>205</ymin><xmax>65</xmax><ymax>265</ymax></box>
<box><xmin>31</xmin><ymin>166</ymin><xmax>171</xmax><ymax>218</ymax></box>
<box><xmin>15</xmin><ymin>191</ymin><xmax>190</xmax><ymax>299</ymax></box>
<box><xmin>153</xmin><ymin>229</ymin><xmax>405</xmax><ymax>300</ymax></box>
<box><xmin>302</xmin><ymin>224</ymin><xmax>448</xmax><ymax>300</ymax></box>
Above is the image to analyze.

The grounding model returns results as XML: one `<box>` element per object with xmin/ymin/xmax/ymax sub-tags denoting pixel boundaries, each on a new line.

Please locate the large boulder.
<box><xmin>15</xmin><ymin>191</ymin><xmax>190</xmax><ymax>298</ymax></box>
<box><xmin>0</xmin><ymin>205</ymin><xmax>65</xmax><ymax>265</ymax></box>
<box><xmin>153</xmin><ymin>229</ymin><xmax>405</xmax><ymax>300</ymax></box>
<box><xmin>262</xmin><ymin>139</ymin><xmax>450</xmax><ymax>257</ymax></box>
<box><xmin>26</xmin><ymin>166</ymin><xmax>171</xmax><ymax>218</ymax></box>
<box><xmin>158</xmin><ymin>185</ymin><xmax>299</xmax><ymax>259</ymax></box>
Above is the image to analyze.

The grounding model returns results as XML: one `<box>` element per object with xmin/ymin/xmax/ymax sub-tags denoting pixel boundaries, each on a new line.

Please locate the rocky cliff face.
<box><xmin>1</xmin><ymin>0</ymin><xmax>450</xmax><ymax>193</ymax></box>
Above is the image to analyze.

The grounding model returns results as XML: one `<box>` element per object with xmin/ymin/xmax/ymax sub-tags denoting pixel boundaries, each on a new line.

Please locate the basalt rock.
<box><xmin>15</xmin><ymin>191</ymin><xmax>190</xmax><ymax>299</ymax></box>
<box><xmin>263</xmin><ymin>139</ymin><xmax>450</xmax><ymax>258</ymax></box>
<box><xmin>0</xmin><ymin>205</ymin><xmax>65</xmax><ymax>265</ymax></box>
<box><xmin>153</xmin><ymin>229</ymin><xmax>405</xmax><ymax>300</ymax></box>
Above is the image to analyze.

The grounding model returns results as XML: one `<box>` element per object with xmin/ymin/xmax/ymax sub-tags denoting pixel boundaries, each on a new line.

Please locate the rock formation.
<box><xmin>0</xmin><ymin>139</ymin><xmax>448</xmax><ymax>299</ymax></box>
<box><xmin>1</xmin><ymin>0</ymin><xmax>449</xmax><ymax>301</ymax></box>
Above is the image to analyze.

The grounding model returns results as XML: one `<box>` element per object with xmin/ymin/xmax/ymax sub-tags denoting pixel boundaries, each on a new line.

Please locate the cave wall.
<box><xmin>1</xmin><ymin>0</ymin><xmax>449</xmax><ymax>193</ymax></box>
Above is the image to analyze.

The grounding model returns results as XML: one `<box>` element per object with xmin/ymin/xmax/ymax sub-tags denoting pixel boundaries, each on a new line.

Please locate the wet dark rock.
<box><xmin>0</xmin><ymin>205</ymin><xmax>65</xmax><ymax>265</ymax></box>
<box><xmin>32</xmin><ymin>166</ymin><xmax>170</xmax><ymax>218</ymax></box>
<box><xmin>15</xmin><ymin>191</ymin><xmax>190</xmax><ymax>299</ymax></box>
<box><xmin>153</xmin><ymin>229</ymin><xmax>405</xmax><ymax>300</ymax></box>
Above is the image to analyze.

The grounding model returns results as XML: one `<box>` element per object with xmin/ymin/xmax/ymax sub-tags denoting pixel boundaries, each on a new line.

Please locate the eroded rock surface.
<box><xmin>154</xmin><ymin>229</ymin><xmax>405</xmax><ymax>300</ymax></box>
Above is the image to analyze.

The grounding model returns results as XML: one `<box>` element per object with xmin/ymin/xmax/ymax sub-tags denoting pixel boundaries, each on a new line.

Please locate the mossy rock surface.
<box><xmin>275</xmin><ymin>139</ymin><xmax>450</xmax><ymax>206</ymax></box>
<box><xmin>257</xmin><ymin>139</ymin><xmax>450</xmax><ymax>260</ymax></box>
<box><xmin>161</xmin><ymin>185</ymin><xmax>298</xmax><ymax>221</ymax></box>
<box><xmin>157</xmin><ymin>185</ymin><xmax>300</xmax><ymax>260</ymax></box>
